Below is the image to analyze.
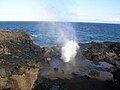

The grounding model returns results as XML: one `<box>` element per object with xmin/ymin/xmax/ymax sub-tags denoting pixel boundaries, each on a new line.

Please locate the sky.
<box><xmin>0</xmin><ymin>0</ymin><xmax>120</xmax><ymax>23</ymax></box>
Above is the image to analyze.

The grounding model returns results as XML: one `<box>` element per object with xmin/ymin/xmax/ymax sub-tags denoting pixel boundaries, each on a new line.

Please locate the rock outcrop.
<box><xmin>0</xmin><ymin>60</ymin><xmax>40</xmax><ymax>90</ymax></box>
<box><xmin>0</xmin><ymin>31</ymin><xmax>120</xmax><ymax>90</ymax></box>
<box><xmin>10</xmin><ymin>66</ymin><xmax>39</xmax><ymax>90</ymax></box>
<box><xmin>81</xmin><ymin>42</ymin><xmax>120</xmax><ymax>90</ymax></box>
<box><xmin>0</xmin><ymin>31</ymin><xmax>41</xmax><ymax>90</ymax></box>
<box><xmin>81</xmin><ymin>42</ymin><xmax>120</xmax><ymax>64</ymax></box>
<box><xmin>0</xmin><ymin>31</ymin><xmax>44</xmax><ymax>62</ymax></box>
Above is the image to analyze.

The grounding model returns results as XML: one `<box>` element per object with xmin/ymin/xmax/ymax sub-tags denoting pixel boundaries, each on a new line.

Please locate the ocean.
<box><xmin>0</xmin><ymin>22</ymin><xmax>120</xmax><ymax>47</ymax></box>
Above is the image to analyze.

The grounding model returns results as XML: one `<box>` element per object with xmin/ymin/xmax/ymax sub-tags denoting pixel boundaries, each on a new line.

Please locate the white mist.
<box><xmin>53</xmin><ymin>22</ymin><xmax>79</xmax><ymax>63</ymax></box>
<box><xmin>61</xmin><ymin>40</ymin><xmax>79</xmax><ymax>62</ymax></box>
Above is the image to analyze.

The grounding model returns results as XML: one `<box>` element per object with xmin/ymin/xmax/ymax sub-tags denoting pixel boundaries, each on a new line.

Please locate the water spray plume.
<box><xmin>61</xmin><ymin>40</ymin><xmax>79</xmax><ymax>62</ymax></box>
<box><xmin>53</xmin><ymin>22</ymin><xmax>79</xmax><ymax>63</ymax></box>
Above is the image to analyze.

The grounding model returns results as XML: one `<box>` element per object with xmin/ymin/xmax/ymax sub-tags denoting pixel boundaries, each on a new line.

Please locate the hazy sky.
<box><xmin>0</xmin><ymin>0</ymin><xmax>120</xmax><ymax>23</ymax></box>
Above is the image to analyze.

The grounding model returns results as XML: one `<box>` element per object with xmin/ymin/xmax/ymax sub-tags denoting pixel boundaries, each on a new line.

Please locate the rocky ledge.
<box><xmin>80</xmin><ymin>42</ymin><xmax>120</xmax><ymax>89</ymax></box>
<box><xmin>0</xmin><ymin>31</ymin><xmax>59</xmax><ymax>90</ymax></box>
<box><xmin>0</xmin><ymin>31</ymin><xmax>120</xmax><ymax>90</ymax></box>
<box><xmin>0</xmin><ymin>31</ymin><xmax>42</xmax><ymax>90</ymax></box>
<box><xmin>0</xmin><ymin>60</ymin><xmax>40</xmax><ymax>90</ymax></box>
<box><xmin>81</xmin><ymin>42</ymin><xmax>120</xmax><ymax>65</ymax></box>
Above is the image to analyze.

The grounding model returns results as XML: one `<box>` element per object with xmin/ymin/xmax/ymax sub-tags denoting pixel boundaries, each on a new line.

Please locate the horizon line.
<box><xmin>0</xmin><ymin>20</ymin><xmax>120</xmax><ymax>25</ymax></box>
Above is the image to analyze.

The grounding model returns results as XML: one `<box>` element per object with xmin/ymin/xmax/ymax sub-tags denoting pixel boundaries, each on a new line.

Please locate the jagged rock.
<box><xmin>108</xmin><ymin>42</ymin><xmax>120</xmax><ymax>56</ymax></box>
<box><xmin>43</xmin><ymin>47</ymin><xmax>60</xmax><ymax>60</ymax></box>
<box><xmin>0</xmin><ymin>31</ymin><xmax>42</xmax><ymax>61</ymax></box>
<box><xmin>82</xmin><ymin>42</ymin><xmax>120</xmax><ymax>64</ymax></box>
<box><xmin>0</xmin><ymin>68</ymin><xmax>6</xmax><ymax>78</ymax></box>
<box><xmin>9</xmin><ymin>68</ymin><xmax>39</xmax><ymax>90</ymax></box>
<box><xmin>89</xmin><ymin>70</ymin><xmax>100</xmax><ymax>77</ymax></box>
<box><xmin>0</xmin><ymin>31</ymin><xmax>42</xmax><ymax>89</ymax></box>
<box><xmin>83</xmin><ymin>43</ymin><xmax>108</xmax><ymax>62</ymax></box>
<box><xmin>106</xmin><ymin>52</ymin><xmax>117</xmax><ymax>61</ymax></box>
<box><xmin>0</xmin><ymin>77</ymin><xmax>9</xmax><ymax>89</ymax></box>
<box><xmin>0</xmin><ymin>45</ymin><xmax>4</xmax><ymax>55</ymax></box>
<box><xmin>0</xmin><ymin>31</ymin><xmax>120</xmax><ymax>90</ymax></box>
<box><xmin>0</xmin><ymin>61</ymin><xmax>40</xmax><ymax>90</ymax></box>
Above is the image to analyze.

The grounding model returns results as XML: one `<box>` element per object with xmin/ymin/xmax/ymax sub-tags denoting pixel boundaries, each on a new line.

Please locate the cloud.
<box><xmin>107</xmin><ymin>17</ymin><xmax>120</xmax><ymax>22</ymax></box>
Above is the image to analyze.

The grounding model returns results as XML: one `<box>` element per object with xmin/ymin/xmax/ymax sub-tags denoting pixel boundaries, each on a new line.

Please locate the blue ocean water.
<box><xmin>0</xmin><ymin>22</ymin><xmax>120</xmax><ymax>47</ymax></box>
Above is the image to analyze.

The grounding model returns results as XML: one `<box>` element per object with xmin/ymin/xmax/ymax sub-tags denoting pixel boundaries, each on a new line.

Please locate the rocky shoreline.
<box><xmin>0</xmin><ymin>31</ymin><xmax>120</xmax><ymax>90</ymax></box>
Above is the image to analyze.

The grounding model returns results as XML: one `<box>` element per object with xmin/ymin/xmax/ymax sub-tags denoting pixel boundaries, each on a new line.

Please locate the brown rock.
<box><xmin>106</xmin><ymin>52</ymin><xmax>117</xmax><ymax>61</ymax></box>
<box><xmin>10</xmin><ymin>68</ymin><xmax>40</xmax><ymax>90</ymax></box>
<box><xmin>0</xmin><ymin>77</ymin><xmax>9</xmax><ymax>89</ymax></box>
<box><xmin>0</xmin><ymin>45</ymin><xmax>4</xmax><ymax>55</ymax></box>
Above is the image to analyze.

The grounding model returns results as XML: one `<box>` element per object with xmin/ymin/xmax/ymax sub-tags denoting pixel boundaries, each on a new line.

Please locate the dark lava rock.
<box><xmin>82</xmin><ymin>42</ymin><xmax>109</xmax><ymax>62</ymax></box>
<box><xmin>89</xmin><ymin>70</ymin><xmax>100</xmax><ymax>77</ymax></box>
<box><xmin>111</xmin><ymin>66</ymin><xmax>120</xmax><ymax>90</ymax></box>
<box><xmin>0</xmin><ymin>31</ymin><xmax>41</xmax><ymax>61</ymax></box>
<box><xmin>0</xmin><ymin>31</ymin><xmax>60</xmax><ymax>63</ymax></box>
<box><xmin>81</xmin><ymin>42</ymin><xmax>120</xmax><ymax>90</ymax></box>
<box><xmin>33</xmin><ymin>77</ymin><xmax>112</xmax><ymax>90</ymax></box>
<box><xmin>108</xmin><ymin>42</ymin><xmax>120</xmax><ymax>56</ymax></box>
<box><xmin>0</xmin><ymin>31</ymin><xmax>120</xmax><ymax>90</ymax></box>
<box><xmin>0</xmin><ymin>31</ymin><xmax>60</xmax><ymax>90</ymax></box>
<box><xmin>82</xmin><ymin>42</ymin><xmax>120</xmax><ymax>64</ymax></box>
<box><xmin>0</xmin><ymin>31</ymin><xmax>42</xmax><ymax>90</ymax></box>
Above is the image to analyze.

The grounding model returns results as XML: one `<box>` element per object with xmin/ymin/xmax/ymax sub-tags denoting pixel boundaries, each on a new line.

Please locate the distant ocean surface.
<box><xmin>0</xmin><ymin>22</ymin><xmax>120</xmax><ymax>47</ymax></box>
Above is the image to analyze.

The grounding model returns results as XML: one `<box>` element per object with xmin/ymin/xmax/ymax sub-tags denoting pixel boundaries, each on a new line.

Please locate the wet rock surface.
<box><xmin>0</xmin><ymin>31</ymin><xmax>120</xmax><ymax>90</ymax></box>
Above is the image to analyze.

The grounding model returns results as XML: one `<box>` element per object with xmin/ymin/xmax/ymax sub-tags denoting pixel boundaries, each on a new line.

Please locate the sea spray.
<box><xmin>53</xmin><ymin>22</ymin><xmax>79</xmax><ymax>62</ymax></box>
<box><xmin>61</xmin><ymin>40</ymin><xmax>79</xmax><ymax>62</ymax></box>
<box><xmin>37</xmin><ymin>22</ymin><xmax>79</xmax><ymax>62</ymax></box>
